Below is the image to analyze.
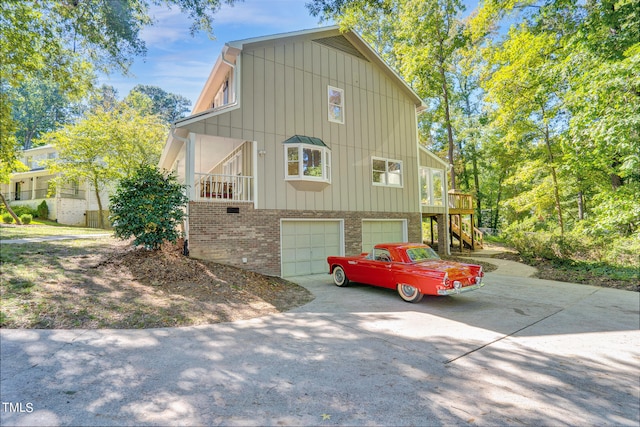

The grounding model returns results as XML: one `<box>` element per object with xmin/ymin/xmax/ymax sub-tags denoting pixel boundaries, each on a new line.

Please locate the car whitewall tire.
<box><xmin>397</xmin><ymin>283</ymin><xmax>423</xmax><ymax>303</ymax></box>
<box><xmin>332</xmin><ymin>266</ymin><xmax>349</xmax><ymax>287</ymax></box>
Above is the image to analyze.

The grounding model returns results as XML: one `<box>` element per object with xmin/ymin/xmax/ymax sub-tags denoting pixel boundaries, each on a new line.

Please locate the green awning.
<box><xmin>282</xmin><ymin>135</ymin><xmax>328</xmax><ymax>147</ymax></box>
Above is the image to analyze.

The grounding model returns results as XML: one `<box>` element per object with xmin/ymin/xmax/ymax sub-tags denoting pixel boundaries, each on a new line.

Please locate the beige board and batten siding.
<box><xmin>181</xmin><ymin>31</ymin><xmax>420</xmax><ymax>214</ymax></box>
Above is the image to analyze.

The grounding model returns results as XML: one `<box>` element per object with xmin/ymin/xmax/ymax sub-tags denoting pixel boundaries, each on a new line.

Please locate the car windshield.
<box><xmin>406</xmin><ymin>247</ymin><xmax>440</xmax><ymax>262</ymax></box>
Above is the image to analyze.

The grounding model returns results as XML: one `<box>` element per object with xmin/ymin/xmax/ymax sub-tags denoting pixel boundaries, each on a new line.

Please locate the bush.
<box><xmin>36</xmin><ymin>201</ymin><xmax>49</xmax><ymax>219</ymax></box>
<box><xmin>10</xmin><ymin>205</ymin><xmax>37</xmax><ymax>217</ymax></box>
<box><xmin>110</xmin><ymin>165</ymin><xmax>188</xmax><ymax>250</ymax></box>
<box><xmin>20</xmin><ymin>214</ymin><xmax>32</xmax><ymax>225</ymax></box>
<box><xmin>2</xmin><ymin>213</ymin><xmax>14</xmax><ymax>224</ymax></box>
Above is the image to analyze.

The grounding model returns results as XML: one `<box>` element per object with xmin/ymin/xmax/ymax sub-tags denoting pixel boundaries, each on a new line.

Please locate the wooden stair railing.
<box><xmin>450</xmin><ymin>214</ymin><xmax>484</xmax><ymax>249</ymax></box>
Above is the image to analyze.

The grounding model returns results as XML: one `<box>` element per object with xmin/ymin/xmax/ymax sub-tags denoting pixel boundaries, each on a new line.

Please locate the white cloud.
<box><xmin>140</xmin><ymin>5</ymin><xmax>194</xmax><ymax>46</ymax></box>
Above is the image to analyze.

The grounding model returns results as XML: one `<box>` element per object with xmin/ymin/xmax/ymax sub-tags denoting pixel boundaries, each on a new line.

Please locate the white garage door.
<box><xmin>362</xmin><ymin>219</ymin><xmax>407</xmax><ymax>253</ymax></box>
<box><xmin>281</xmin><ymin>220</ymin><xmax>343</xmax><ymax>277</ymax></box>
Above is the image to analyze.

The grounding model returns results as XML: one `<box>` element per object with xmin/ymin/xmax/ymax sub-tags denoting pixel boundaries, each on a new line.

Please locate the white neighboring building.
<box><xmin>1</xmin><ymin>145</ymin><xmax>112</xmax><ymax>227</ymax></box>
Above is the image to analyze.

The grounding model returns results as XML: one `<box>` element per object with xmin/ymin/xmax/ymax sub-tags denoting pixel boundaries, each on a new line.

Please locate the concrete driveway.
<box><xmin>1</xmin><ymin>268</ymin><xmax>639</xmax><ymax>426</ymax></box>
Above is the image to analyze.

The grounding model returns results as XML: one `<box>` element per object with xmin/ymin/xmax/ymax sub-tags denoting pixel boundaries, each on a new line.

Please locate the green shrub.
<box><xmin>2</xmin><ymin>213</ymin><xmax>14</xmax><ymax>224</ymax></box>
<box><xmin>110</xmin><ymin>165</ymin><xmax>188</xmax><ymax>250</ymax></box>
<box><xmin>36</xmin><ymin>201</ymin><xmax>49</xmax><ymax>219</ymax></box>
<box><xmin>20</xmin><ymin>214</ymin><xmax>32</xmax><ymax>225</ymax></box>
<box><xmin>10</xmin><ymin>205</ymin><xmax>37</xmax><ymax>217</ymax></box>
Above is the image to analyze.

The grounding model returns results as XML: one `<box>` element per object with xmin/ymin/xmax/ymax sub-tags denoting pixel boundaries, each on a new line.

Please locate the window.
<box><xmin>14</xmin><ymin>181</ymin><xmax>21</xmax><ymax>200</ymax></box>
<box><xmin>373</xmin><ymin>248</ymin><xmax>392</xmax><ymax>262</ymax></box>
<box><xmin>372</xmin><ymin>157</ymin><xmax>403</xmax><ymax>187</ymax></box>
<box><xmin>286</xmin><ymin>145</ymin><xmax>331</xmax><ymax>182</ymax></box>
<box><xmin>420</xmin><ymin>167</ymin><xmax>445</xmax><ymax>206</ymax></box>
<box><xmin>223</xmin><ymin>152</ymin><xmax>242</xmax><ymax>176</ymax></box>
<box><xmin>328</xmin><ymin>86</ymin><xmax>344</xmax><ymax>124</ymax></box>
<box><xmin>212</xmin><ymin>71</ymin><xmax>233</xmax><ymax>109</ymax></box>
<box><xmin>406</xmin><ymin>246</ymin><xmax>440</xmax><ymax>262</ymax></box>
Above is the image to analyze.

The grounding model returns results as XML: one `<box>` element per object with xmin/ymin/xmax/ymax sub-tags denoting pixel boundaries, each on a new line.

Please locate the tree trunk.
<box><xmin>93</xmin><ymin>178</ymin><xmax>105</xmax><ymax>229</ymax></box>
<box><xmin>577</xmin><ymin>190</ymin><xmax>584</xmax><ymax>220</ymax></box>
<box><xmin>544</xmin><ymin>124</ymin><xmax>564</xmax><ymax>234</ymax></box>
<box><xmin>438</xmin><ymin>48</ymin><xmax>456</xmax><ymax>190</ymax></box>
<box><xmin>472</xmin><ymin>145</ymin><xmax>482</xmax><ymax>226</ymax></box>
<box><xmin>610</xmin><ymin>173</ymin><xmax>623</xmax><ymax>189</ymax></box>
<box><xmin>492</xmin><ymin>171</ymin><xmax>505</xmax><ymax>231</ymax></box>
<box><xmin>0</xmin><ymin>192</ymin><xmax>22</xmax><ymax>225</ymax></box>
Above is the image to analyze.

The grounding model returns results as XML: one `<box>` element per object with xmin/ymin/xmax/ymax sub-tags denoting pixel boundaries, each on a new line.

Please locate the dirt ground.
<box><xmin>1</xmin><ymin>238</ymin><xmax>314</xmax><ymax>329</ymax></box>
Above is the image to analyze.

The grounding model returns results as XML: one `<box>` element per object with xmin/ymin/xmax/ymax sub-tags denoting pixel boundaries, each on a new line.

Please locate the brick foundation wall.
<box><xmin>188</xmin><ymin>201</ymin><xmax>422</xmax><ymax>276</ymax></box>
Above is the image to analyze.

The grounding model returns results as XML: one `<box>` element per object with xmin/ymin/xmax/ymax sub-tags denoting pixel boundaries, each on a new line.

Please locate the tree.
<box><xmin>471</xmin><ymin>0</ymin><xmax>640</xmax><ymax>236</ymax></box>
<box><xmin>110</xmin><ymin>165</ymin><xmax>188</xmax><ymax>250</ymax></box>
<box><xmin>8</xmin><ymin>73</ymin><xmax>79</xmax><ymax>150</ymax></box>
<box><xmin>1</xmin><ymin>0</ymin><xmax>240</xmax><ymax>219</ymax></box>
<box><xmin>481</xmin><ymin>24</ymin><xmax>567</xmax><ymax>233</ymax></box>
<box><xmin>131</xmin><ymin>85</ymin><xmax>191</xmax><ymax>123</ymax></box>
<box><xmin>0</xmin><ymin>92</ymin><xmax>27</xmax><ymax>224</ymax></box>
<box><xmin>44</xmin><ymin>96</ymin><xmax>167</xmax><ymax>228</ymax></box>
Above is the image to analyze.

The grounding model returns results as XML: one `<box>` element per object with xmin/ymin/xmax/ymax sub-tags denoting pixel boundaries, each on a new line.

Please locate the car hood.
<box><xmin>414</xmin><ymin>260</ymin><xmax>479</xmax><ymax>279</ymax></box>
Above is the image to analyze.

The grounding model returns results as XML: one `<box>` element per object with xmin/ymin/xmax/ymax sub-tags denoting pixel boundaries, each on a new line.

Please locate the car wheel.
<box><xmin>397</xmin><ymin>284</ymin><xmax>423</xmax><ymax>303</ymax></box>
<box><xmin>332</xmin><ymin>266</ymin><xmax>349</xmax><ymax>287</ymax></box>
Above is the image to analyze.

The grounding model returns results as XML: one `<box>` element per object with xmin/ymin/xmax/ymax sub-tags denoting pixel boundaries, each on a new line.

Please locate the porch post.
<box><xmin>430</xmin><ymin>217</ymin><xmax>434</xmax><ymax>246</ymax></box>
<box><xmin>31</xmin><ymin>177</ymin><xmax>36</xmax><ymax>200</ymax></box>
<box><xmin>186</xmin><ymin>133</ymin><xmax>196</xmax><ymax>201</ymax></box>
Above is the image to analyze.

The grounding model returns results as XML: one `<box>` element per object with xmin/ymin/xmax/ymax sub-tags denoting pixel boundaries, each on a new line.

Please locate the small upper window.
<box><xmin>372</xmin><ymin>157</ymin><xmax>403</xmax><ymax>187</ymax></box>
<box><xmin>328</xmin><ymin>86</ymin><xmax>344</xmax><ymax>124</ymax></box>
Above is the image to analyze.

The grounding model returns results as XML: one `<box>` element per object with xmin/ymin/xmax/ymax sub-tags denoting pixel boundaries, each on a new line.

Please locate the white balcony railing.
<box><xmin>195</xmin><ymin>173</ymin><xmax>253</xmax><ymax>202</ymax></box>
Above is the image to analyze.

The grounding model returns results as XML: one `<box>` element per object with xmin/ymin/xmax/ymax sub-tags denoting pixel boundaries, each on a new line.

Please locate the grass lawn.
<box><xmin>0</xmin><ymin>221</ymin><xmax>111</xmax><ymax>240</ymax></box>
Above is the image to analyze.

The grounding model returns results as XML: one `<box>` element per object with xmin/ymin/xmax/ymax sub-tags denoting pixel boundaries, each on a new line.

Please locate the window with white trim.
<box><xmin>285</xmin><ymin>144</ymin><xmax>331</xmax><ymax>183</ymax></box>
<box><xmin>420</xmin><ymin>167</ymin><xmax>444</xmax><ymax>206</ymax></box>
<box><xmin>328</xmin><ymin>86</ymin><xmax>344</xmax><ymax>124</ymax></box>
<box><xmin>372</xmin><ymin>157</ymin><xmax>403</xmax><ymax>187</ymax></box>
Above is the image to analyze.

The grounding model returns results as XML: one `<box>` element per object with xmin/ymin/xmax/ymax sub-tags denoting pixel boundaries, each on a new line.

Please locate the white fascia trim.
<box><xmin>226</xmin><ymin>25</ymin><xmax>340</xmax><ymax>50</ymax></box>
<box><xmin>174</xmin><ymin>102</ymin><xmax>240</xmax><ymax>128</ymax></box>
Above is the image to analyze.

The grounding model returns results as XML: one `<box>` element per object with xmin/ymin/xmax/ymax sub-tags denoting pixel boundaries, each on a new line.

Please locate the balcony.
<box><xmin>448</xmin><ymin>191</ymin><xmax>474</xmax><ymax>214</ymax></box>
<box><xmin>195</xmin><ymin>173</ymin><xmax>253</xmax><ymax>202</ymax></box>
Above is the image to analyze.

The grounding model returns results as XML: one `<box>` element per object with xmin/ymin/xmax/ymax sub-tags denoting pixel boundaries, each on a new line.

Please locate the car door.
<box><xmin>354</xmin><ymin>248</ymin><xmax>395</xmax><ymax>289</ymax></box>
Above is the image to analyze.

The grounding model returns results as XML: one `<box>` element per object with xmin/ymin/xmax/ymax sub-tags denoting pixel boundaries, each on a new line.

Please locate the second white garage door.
<box><xmin>361</xmin><ymin>219</ymin><xmax>407</xmax><ymax>252</ymax></box>
<box><xmin>281</xmin><ymin>220</ymin><xmax>343</xmax><ymax>277</ymax></box>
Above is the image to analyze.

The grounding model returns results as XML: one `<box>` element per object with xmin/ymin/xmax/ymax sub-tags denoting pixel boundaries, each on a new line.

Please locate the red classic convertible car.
<box><xmin>327</xmin><ymin>243</ymin><xmax>485</xmax><ymax>303</ymax></box>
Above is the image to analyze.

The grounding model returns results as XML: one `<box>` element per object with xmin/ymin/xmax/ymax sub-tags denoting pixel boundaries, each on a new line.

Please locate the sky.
<box><xmin>99</xmin><ymin>0</ymin><xmax>327</xmax><ymax>111</ymax></box>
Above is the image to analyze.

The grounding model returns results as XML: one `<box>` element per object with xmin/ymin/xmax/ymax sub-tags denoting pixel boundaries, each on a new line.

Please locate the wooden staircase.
<box><xmin>450</xmin><ymin>214</ymin><xmax>483</xmax><ymax>250</ymax></box>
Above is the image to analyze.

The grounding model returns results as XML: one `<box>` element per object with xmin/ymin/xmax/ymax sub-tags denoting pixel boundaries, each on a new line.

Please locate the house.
<box><xmin>1</xmin><ymin>145</ymin><xmax>111</xmax><ymax>227</ymax></box>
<box><xmin>159</xmin><ymin>26</ymin><xmax>474</xmax><ymax>277</ymax></box>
